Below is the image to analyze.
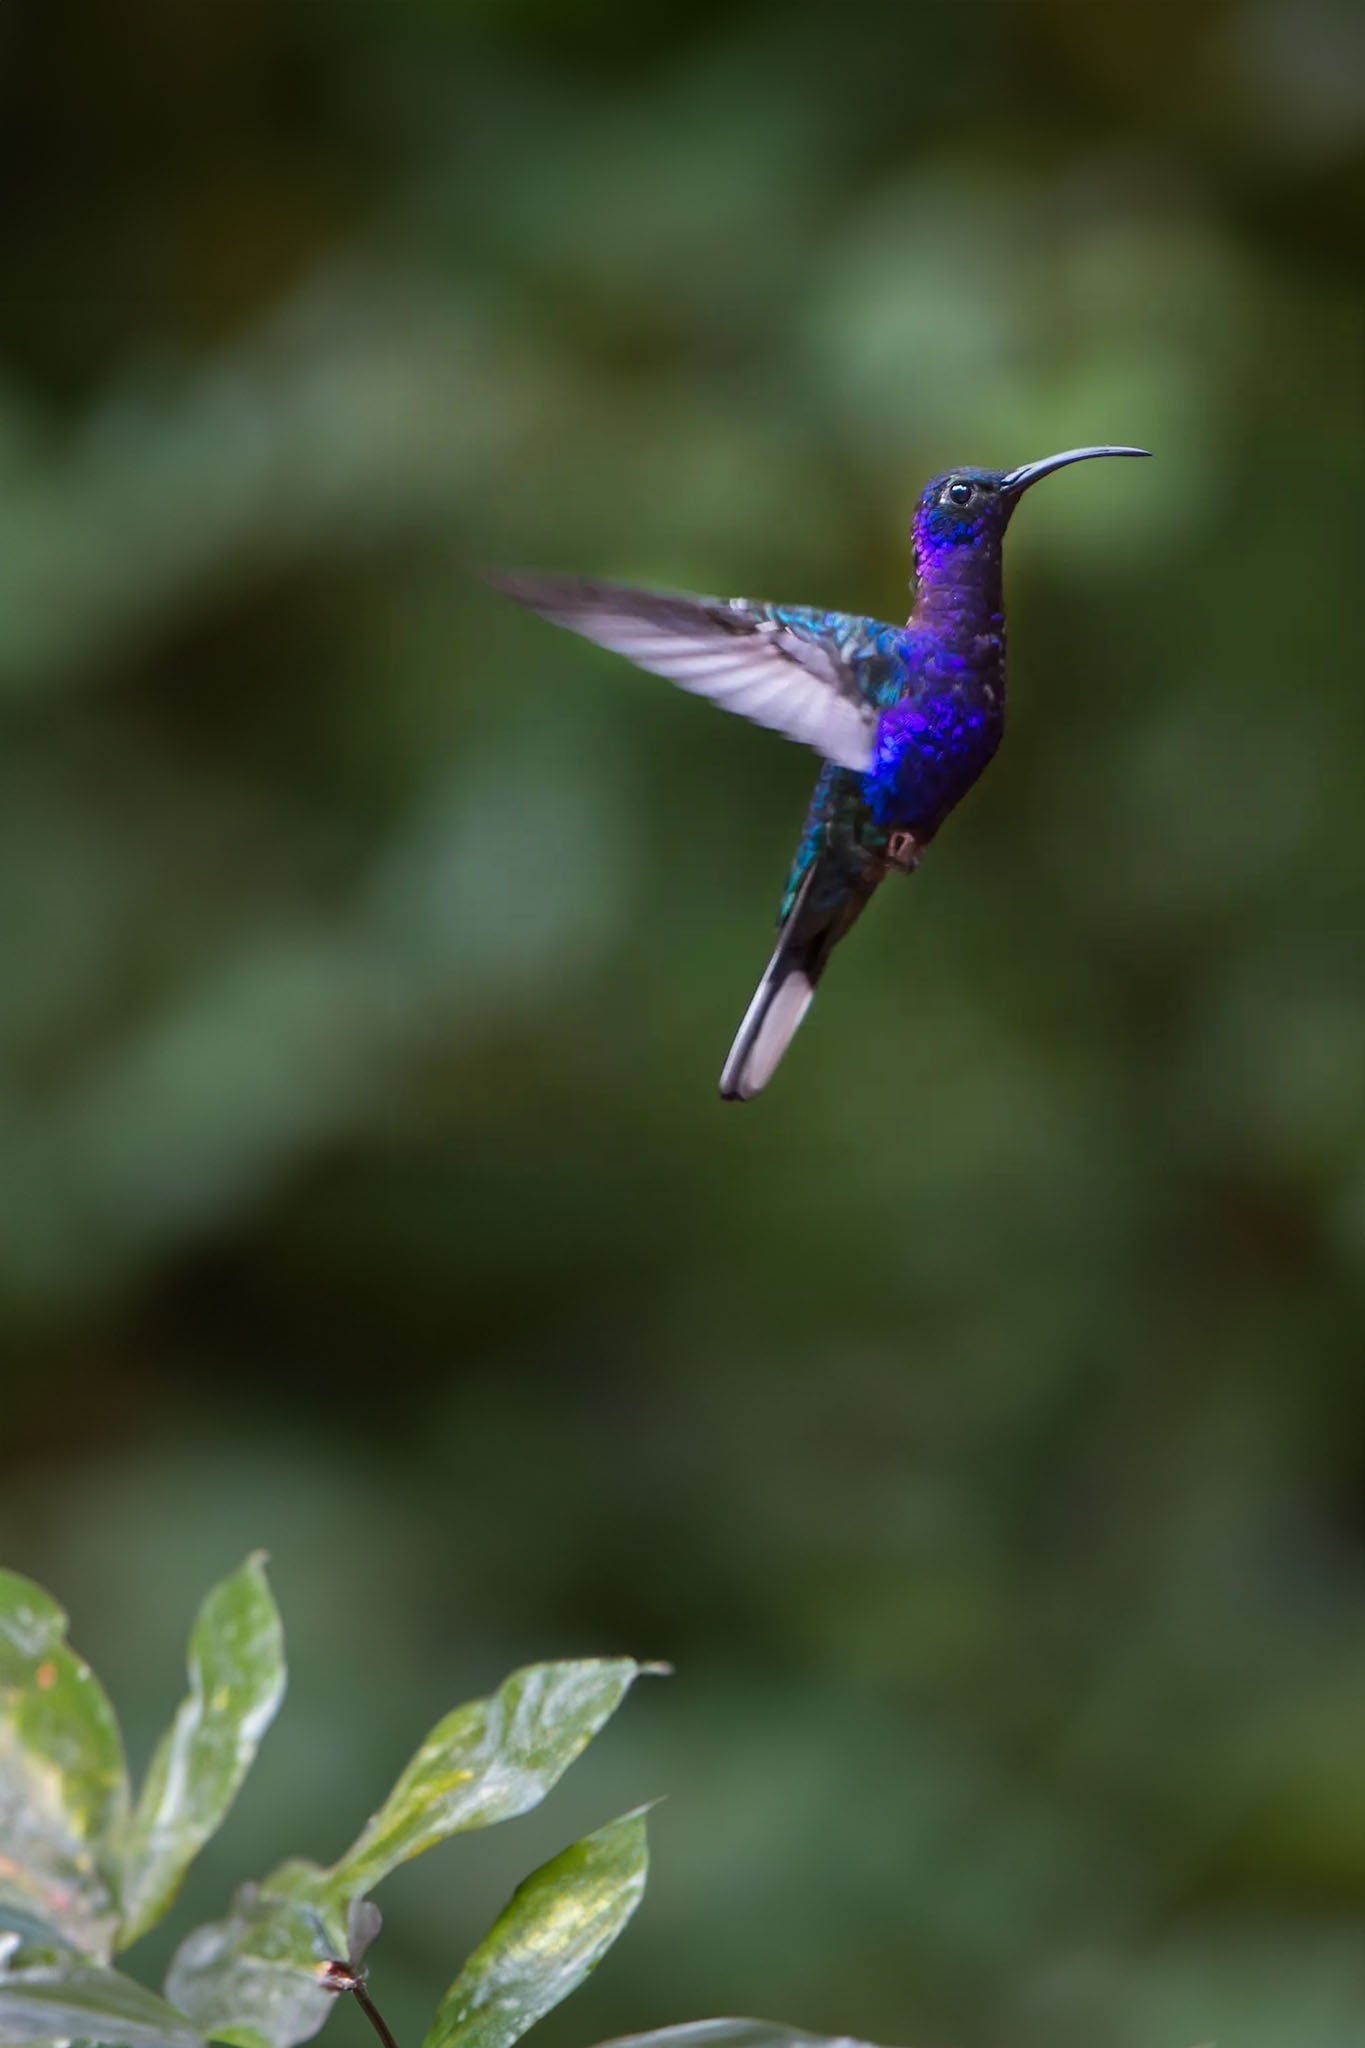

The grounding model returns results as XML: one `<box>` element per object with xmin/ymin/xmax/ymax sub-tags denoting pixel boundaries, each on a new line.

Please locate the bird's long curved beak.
<box><xmin>1000</xmin><ymin>445</ymin><xmax>1151</xmax><ymax>495</ymax></box>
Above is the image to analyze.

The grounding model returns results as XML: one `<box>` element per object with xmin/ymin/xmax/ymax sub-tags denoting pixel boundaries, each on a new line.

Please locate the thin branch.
<box><xmin>321</xmin><ymin>1960</ymin><xmax>401</xmax><ymax>2048</ymax></box>
<box><xmin>351</xmin><ymin>1979</ymin><xmax>401</xmax><ymax>2048</ymax></box>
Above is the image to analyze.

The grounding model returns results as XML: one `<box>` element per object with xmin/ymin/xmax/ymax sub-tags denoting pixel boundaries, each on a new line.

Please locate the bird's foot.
<box><xmin>884</xmin><ymin>830</ymin><xmax>920</xmax><ymax>874</ymax></box>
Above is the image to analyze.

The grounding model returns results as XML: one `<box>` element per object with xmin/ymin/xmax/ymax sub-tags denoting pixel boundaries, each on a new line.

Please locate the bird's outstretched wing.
<box><xmin>485</xmin><ymin>570</ymin><xmax>903</xmax><ymax>774</ymax></box>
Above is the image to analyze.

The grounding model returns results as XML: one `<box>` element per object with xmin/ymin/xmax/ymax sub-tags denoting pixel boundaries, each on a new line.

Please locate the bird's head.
<box><xmin>912</xmin><ymin>446</ymin><xmax>1150</xmax><ymax>569</ymax></box>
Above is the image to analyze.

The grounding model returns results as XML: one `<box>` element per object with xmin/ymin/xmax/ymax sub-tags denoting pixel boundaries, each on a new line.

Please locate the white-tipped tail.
<box><xmin>719</xmin><ymin>957</ymin><xmax>815</xmax><ymax>1101</ymax></box>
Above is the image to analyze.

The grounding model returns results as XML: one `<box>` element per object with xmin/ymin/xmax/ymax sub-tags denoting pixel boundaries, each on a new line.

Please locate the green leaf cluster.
<box><xmin>0</xmin><ymin>1561</ymin><xmax>654</xmax><ymax>2048</ymax></box>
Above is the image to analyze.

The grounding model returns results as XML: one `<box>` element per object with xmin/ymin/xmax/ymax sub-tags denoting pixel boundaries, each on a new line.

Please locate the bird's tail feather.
<box><xmin>719</xmin><ymin>860</ymin><xmax>870</xmax><ymax>1101</ymax></box>
<box><xmin>718</xmin><ymin>948</ymin><xmax>818</xmax><ymax>1102</ymax></box>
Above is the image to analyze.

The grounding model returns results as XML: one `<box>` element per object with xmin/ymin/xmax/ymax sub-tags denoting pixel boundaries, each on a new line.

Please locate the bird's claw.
<box><xmin>884</xmin><ymin>830</ymin><xmax>920</xmax><ymax>874</ymax></box>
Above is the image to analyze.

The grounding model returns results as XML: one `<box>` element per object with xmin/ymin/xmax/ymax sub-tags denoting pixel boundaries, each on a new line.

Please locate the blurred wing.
<box><xmin>486</xmin><ymin>570</ymin><xmax>896</xmax><ymax>774</ymax></box>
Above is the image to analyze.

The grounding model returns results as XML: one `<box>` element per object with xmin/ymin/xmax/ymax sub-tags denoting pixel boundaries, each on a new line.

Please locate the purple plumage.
<box><xmin>487</xmin><ymin>446</ymin><xmax>1149</xmax><ymax>1099</ymax></box>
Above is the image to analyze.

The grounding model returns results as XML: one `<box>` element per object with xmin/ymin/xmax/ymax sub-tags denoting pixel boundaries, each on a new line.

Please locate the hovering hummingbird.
<box><xmin>488</xmin><ymin>445</ymin><xmax>1148</xmax><ymax>1100</ymax></box>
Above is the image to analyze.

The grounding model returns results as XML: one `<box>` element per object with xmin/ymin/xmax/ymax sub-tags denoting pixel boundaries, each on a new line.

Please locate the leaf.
<box><xmin>343</xmin><ymin>1901</ymin><xmax>381</xmax><ymax>1971</ymax></box>
<box><xmin>0</xmin><ymin>1960</ymin><xmax>205</xmax><ymax>2048</ymax></box>
<box><xmin>117</xmin><ymin>1556</ymin><xmax>286</xmax><ymax>1949</ymax></box>
<box><xmin>168</xmin><ymin>1660</ymin><xmax>654</xmax><ymax>2048</ymax></box>
<box><xmin>165</xmin><ymin>1882</ymin><xmax>339</xmax><ymax>2048</ymax></box>
<box><xmin>0</xmin><ymin>1908</ymin><xmax>72</xmax><ymax>1958</ymax></box>
<box><xmin>0</xmin><ymin>1570</ymin><xmax>130</xmax><ymax>1961</ymax></box>
<box><xmin>421</xmin><ymin>1808</ymin><xmax>649</xmax><ymax>2048</ymax></box>
<box><xmin>327</xmin><ymin>1659</ymin><xmax>650</xmax><ymax>1901</ymax></box>
<box><xmin>593</xmin><ymin>2027</ymin><xmax>894</xmax><ymax>2048</ymax></box>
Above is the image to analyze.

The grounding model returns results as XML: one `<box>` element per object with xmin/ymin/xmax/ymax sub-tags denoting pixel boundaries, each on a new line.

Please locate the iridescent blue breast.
<box><xmin>866</xmin><ymin>686</ymin><xmax>1003</xmax><ymax>839</ymax></box>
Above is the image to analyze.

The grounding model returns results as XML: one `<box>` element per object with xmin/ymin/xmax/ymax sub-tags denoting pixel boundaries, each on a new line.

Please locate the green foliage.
<box><xmin>330</xmin><ymin>1662</ymin><xmax>649</xmax><ymax>1899</ymax></box>
<box><xmin>0</xmin><ymin>1963</ymin><xmax>205</xmax><ymax>2048</ymax></box>
<box><xmin>594</xmin><ymin>2028</ymin><xmax>876</xmax><ymax>2048</ymax></box>
<box><xmin>165</xmin><ymin>1660</ymin><xmax>654</xmax><ymax>2048</ymax></box>
<box><xmin>0</xmin><ymin>1571</ymin><xmax>130</xmax><ymax>1960</ymax></box>
<box><xmin>117</xmin><ymin>1557</ymin><xmax>286</xmax><ymax>1950</ymax></box>
<box><xmin>419</xmin><ymin>1810</ymin><xmax>650</xmax><ymax>2048</ymax></box>
<box><xmin>0</xmin><ymin>1564</ymin><xmax>654</xmax><ymax>2048</ymax></box>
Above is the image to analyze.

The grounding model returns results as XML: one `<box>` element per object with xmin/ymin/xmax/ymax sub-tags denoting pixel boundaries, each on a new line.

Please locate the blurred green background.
<box><xmin>1</xmin><ymin>2</ymin><xmax>1363</xmax><ymax>2046</ymax></box>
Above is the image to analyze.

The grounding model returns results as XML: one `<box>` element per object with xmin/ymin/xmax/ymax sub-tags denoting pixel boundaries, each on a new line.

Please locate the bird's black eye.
<box><xmin>947</xmin><ymin>480</ymin><xmax>973</xmax><ymax>506</ymax></box>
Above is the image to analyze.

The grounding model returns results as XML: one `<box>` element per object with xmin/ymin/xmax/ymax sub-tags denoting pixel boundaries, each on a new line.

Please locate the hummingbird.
<box><xmin>488</xmin><ymin>445</ymin><xmax>1148</xmax><ymax>1100</ymax></box>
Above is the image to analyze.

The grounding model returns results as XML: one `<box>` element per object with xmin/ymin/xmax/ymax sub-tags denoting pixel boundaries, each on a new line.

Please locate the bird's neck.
<box><xmin>909</xmin><ymin>542</ymin><xmax>1005</xmax><ymax>655</ymax></box>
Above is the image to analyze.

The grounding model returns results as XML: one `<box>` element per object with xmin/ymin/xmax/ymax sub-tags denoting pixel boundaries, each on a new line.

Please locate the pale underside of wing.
<box><xmin>486</xmin><ymin>570</ymin><xmax>889</xmax><ymax>774</ymax></box>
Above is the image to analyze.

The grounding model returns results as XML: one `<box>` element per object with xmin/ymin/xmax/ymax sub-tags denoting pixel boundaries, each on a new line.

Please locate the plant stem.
<box><xmin>351</xmin><ymin>1980</ymin><xmax>400</xmax><ymax>2048</ymax></box>
<box><xmin>321</xmin><ymin>1962</ymin><xmax>400</xmax><ymax>2048</ymax></box>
